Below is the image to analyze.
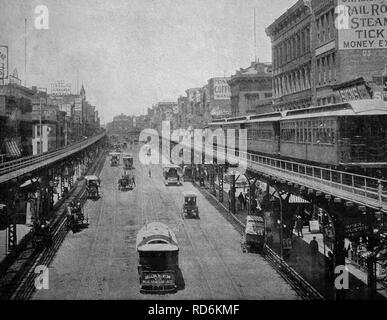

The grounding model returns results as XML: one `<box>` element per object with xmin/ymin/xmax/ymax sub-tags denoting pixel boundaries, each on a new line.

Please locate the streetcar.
<box><xmin>136</xmin><ymin>222</ymin><xmax>179</xmax><ymax>293</ymax></box>
<box><xmin>163</xmin><ymin>164</ymin><xmax>182</xmax><ymax>186</ymax></box>
<box><xmin>123</xmin><ymin>154</ymin><xmax>134</xmax><ymax>170</ymax></box>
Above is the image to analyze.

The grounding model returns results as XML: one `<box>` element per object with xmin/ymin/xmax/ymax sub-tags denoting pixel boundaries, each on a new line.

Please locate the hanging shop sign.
<box><xmin>345</xmin><ymin>222</ymin><xmax>369</xmax><ymax>239</ymax></box>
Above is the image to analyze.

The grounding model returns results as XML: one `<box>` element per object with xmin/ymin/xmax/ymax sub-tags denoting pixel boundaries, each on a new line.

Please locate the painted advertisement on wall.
<box><xmin>213</xmin><ymin>77</ymin><xmax>231</xmax><ymax>100</ymax></box>
<box><xmin>337</xmin><ymin>0</ymin><xmax>387</xmax><ymax>50</ymax></box>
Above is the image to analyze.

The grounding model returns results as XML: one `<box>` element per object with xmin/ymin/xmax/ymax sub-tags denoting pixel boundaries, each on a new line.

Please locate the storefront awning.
<box><xmin>5</xmin><ymin>140</ymin><xmax>21</xmax><ymax>157</ymax></box>
<box><xmin>289</xmin><ymin>195</ymin><xmax>310</xmax><ymax>204</ymax></box>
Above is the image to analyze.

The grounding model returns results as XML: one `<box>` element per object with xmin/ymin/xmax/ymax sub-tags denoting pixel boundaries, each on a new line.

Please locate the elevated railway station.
<box><xmin>0</xmin><ymin>133</ymin><xmax>107</xmax><ymax>254</ymax></box>
<box><xmin>150</xmin><ymin>100</ymin><xmax>387</xmax><ymax>297</ymax></box>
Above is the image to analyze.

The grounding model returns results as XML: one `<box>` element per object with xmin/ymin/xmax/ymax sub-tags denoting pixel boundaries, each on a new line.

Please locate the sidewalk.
<box><xmin>300</xmin><ymin>228</ymin><xmax>387</xmax><ymax>299</ymax></box>
<box><xmin>205</xmin><ymin>177</ymin><xmax>386</xmax><ymax>299</ymax></box>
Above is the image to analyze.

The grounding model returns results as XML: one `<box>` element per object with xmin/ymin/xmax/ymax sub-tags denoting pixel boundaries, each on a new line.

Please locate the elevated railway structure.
<box><xmin>0</xmin><ymin>133</ymin><xmax>107</xmax><ymax>254</ymax></box>
<box><xmin>149</xmin><ymin>128</ymin><xmax>386</xmax><ymax>298</ymax></box>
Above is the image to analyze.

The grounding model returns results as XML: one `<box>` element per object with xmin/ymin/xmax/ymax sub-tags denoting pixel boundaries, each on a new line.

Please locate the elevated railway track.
<box><xmin>0</xmin><ymin>133</ymin><xmax>106</xmax><ymax>185</ymax></box>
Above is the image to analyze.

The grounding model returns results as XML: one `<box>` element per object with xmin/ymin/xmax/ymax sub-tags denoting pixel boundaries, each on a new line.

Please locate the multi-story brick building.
<box><xmin>107</xmin><ymin>114</ymin><xmax>134</xmax><ymax>134</ymax></box>
<box><xmin>228</xmin><ymin>62</ymin><xmax>273</xmax><ymax>116</ymax></box>
<box><xmin>50</xmin><ymin>84</ymin><xmax>100</xmax><ymax>142</ymax></box>
<box><xmin>266</xmin><ymin>0</ymin><xmax>387</xmax><ymax>111</ymax></box>
<box><xmin>0</xmin><ymin>82</ymin><xmax>34</xmax><ymax>158</ymax></box>
<box><xmin>176</xmin><ymin>96</ymin><xmax>189</xmax><ymax>129</ymax></box>
<box><xmin>31</xmin><ymin>89</ymin><xmax>62</xmax><ymax>154</ymax></box>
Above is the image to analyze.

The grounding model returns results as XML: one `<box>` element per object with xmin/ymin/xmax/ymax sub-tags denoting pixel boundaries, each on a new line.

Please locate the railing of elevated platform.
<box><xmin>0</xmin><ymin>133</ymin><xmax>106</xmax><ymax>177</ymax></box>
<box><xmin>191</xmin><ymin>143</ymin><xmax>387</xmax><ymax>212</ymax></box>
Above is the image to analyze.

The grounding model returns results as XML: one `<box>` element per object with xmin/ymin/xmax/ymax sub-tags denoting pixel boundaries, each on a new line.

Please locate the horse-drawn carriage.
<box><xmin>182</xmin><ymin>192</ymin><xmax>199</xmax><ymax>219</ymax></box>
<box><xmin>66</xmin><ymin>201</ymin><xmax>88</xmax><ymax>230</ymax></box>
<box><xmin>32</xmin><ymin>220</ymin><xmax>53</xmax><ymax>249</ymax></box>
<box><xmin>85</xmin><ymin>175</ymin><xmax>101</xmax><ymax>199</ymax></box>
<box><xmin>118</xmin><ymin>173</ymin><xmax>135</xmax><ymax>191</ymax></box>
<box><xmin>109</xmin><ymin>152</ymin><xmax>121</xmax><ymax>167</ymax></box>
<box><xmin>242</xmin><ymin>215</ymin><xmax>265</xmax><ymax>253</ymax></box>
<box><xmin>115</xmin><ymin>144</ymin><xmax>122</xmax><ymax>153</ymax></box>
<box><xmin>0</xmin><ymin>204</ymin><xmax>8</xmax><ymax>231</ymax></box>
<box><xmin>123</xmin><ymin>154</ymin><xmax>134</xmax><ymax>170</ymax></box>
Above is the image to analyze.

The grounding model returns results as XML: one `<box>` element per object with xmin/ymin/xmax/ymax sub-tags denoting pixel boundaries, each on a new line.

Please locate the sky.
<box><xmin>0</xmin><ymin>0</ymin><xmax>295</xmax><ymax>123</ymax></box>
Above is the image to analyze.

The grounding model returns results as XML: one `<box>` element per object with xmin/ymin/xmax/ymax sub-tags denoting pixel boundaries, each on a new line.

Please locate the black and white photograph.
<box><xmin>0</xmin><ymin>0</ymin><xmax>386</xmax><ymax>310</ymax></box>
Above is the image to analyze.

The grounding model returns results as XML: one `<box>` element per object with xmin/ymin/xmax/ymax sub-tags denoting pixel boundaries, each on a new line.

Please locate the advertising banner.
<box><xmin>344</xmin><ymin>222</ymin><xmax>369</xmax><ymax>239</ymax></box>
<box><xmin>213</xmin><ymin>78</ymin><xmax>231</xmax><ymax>100</ymax></box>
<box><xmin>51</xmin><ymin>80</ymin><xmax>72</xmax><ymax>96</ymax></box>
<box><xmin>0</xmin><ymin>45</ymin><xmax>8</xmax><ymax>79</ymax></box>
<box><xmin>337</xmin><ymin>0</ymin><xmax>387</xmax><ymax>50</ymax></box>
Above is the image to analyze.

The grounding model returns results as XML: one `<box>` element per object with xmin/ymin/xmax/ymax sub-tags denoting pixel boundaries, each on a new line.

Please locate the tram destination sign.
<box><xmin>143</xmin><ymin>272</ymin><xmax>174</xmax><ymax>285</ymax></box>
<box><xmin>337</xmin><ymin>0</ymin><xmax>387</xmax><ymax>50</ymax></box>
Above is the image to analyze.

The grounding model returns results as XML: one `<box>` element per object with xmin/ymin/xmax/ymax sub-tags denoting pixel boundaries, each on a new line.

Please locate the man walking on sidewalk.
<box><xmin>296</xmin><ymin>215</ymin><xmax>303</xmax><ymax>238</ymax></box>
<box><xmin>310</xmin><ymin>236</ymin><xmax>319</xmax><ymax>269</ymax></box>
<box><xmin>238</xmin><ymin>192</ymin><xmax>244</xmax><ymax>211</ymax></box>
<box><xmin>251</xmin><ymin>198</ymin><xmax>258</xmax><ymax>214</ymax></box>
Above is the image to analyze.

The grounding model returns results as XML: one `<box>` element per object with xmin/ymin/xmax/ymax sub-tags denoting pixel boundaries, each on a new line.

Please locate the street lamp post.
<box><xmin>279</xmin><ymin>193</ymin><xmax>284</xmax><ymax>259</ymax></box>
<box><xmin>304</xmin><ymin>0</ymin><xmax>318</xmax><ymax>106</ymax></box>
<box><xmin>38</xmin><ymin>88</ymin><xmax>47</xmax><ymax>154</ymax></box>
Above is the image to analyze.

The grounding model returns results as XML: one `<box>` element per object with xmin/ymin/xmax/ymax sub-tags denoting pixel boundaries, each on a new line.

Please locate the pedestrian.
<box><xmin>326</xmin><ymin>251</ymin><xmax>335</xmax><ymax>280</ymax></box>
<box><xmin>251</xmin><ymin>198</ymin><xmax>258</xmax><ymax>214</ymax></box>
<box><xmin>148</xmin><ymin>168</ymin><xmax>152</xmax><ymax>178</ymax></box>
<box><xmin>296</xmin><ymin>215</ymin><xmax>303</xmax><ymax>238</ymax></box>
<box><xmin>243</xmin><ymin>194</ymin><xmax>248</xmax><ymax>211</ymax></box>
<box><xmin>238</xmin><ymin>192</ymin><xmax>244</xmax><ymax>211</ymax></box>
<box><xmin>310</xmin><ymin>236</ymin><xmax>319</xmax><ymax>268</ymax></box>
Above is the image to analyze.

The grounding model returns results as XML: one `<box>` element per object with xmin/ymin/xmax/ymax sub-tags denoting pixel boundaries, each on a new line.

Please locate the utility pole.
<box><xmin>38</xmin><ymin>88</ymin><xmax>48</xmax><ymax>154</ymax></box>
<box><xmin>254</xmin><ymin>8</ymin><xmax>257</xmax><ymax>63</ymax></box>
<box><xmin>24</xmin><ymin>18</ymin><xmax>27</xmax><ymax>87</ymax></box>
<box><xmin>383</xmin><ymin>64</ymin><xmax>387</xmax><ymax>101</ymax></box>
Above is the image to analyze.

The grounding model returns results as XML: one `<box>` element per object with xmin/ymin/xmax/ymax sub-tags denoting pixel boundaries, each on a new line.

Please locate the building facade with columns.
<box><xmin>266</xmin><ymin>0</ymin><xmax>387</xmax><ymax>112</ymax></box>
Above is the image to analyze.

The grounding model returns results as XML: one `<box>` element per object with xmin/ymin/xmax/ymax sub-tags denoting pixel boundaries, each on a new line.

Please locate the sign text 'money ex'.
<box><xmin>338</xmin><ymin>0</ymin><xmax>387</xmax><ymax>50</ymax></box>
